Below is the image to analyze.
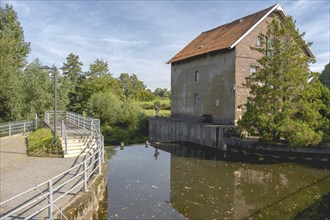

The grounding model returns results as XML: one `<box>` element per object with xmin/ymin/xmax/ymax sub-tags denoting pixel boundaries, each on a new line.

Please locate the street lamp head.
<box><xmin>41</xmin><ymin>65</ymin><xmax>57</xmax><ymax>71</ymax></box>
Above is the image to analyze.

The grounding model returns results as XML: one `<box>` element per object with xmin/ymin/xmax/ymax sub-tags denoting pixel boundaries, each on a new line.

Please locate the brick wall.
<box><xmin>234</xmin><ymin>15</ymin><xmax>275</xmax><ymax>122</ymax></box>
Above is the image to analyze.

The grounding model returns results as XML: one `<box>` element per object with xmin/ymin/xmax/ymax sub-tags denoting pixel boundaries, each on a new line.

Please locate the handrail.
<box><xmin>61</xmin><ymin>120</ymin><xmax>68</xmax><ymax>154</ymax></box>
<box><xmin>0</xmin><ymin>120</ymin><xmax>36</xmax><ymax>137</ymax></box>
<box><xmin>0</xmin><ymin>111</ymin><xmax>105</xmax><ymax>219</ymax></box>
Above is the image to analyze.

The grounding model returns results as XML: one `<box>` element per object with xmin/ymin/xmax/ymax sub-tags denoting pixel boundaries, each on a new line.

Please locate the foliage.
<box><xmin>61</xmin><ymin>53</ymin><xmax>84</xmax><ymax>112</ymax></box>
<box><xmin>79</xmin><ymin>74</ymin><xmax>122</xmax><ymax>112</ymax></box>
<box><xmin>86</xmin><ymin>58</ymin><xmax>110</xmax><ymax>78</ymax></box>
<box><xmin>102</xmin><ymin>113</ymin><xmax>150</xmax><ymax>145</ymax></box>
<box><xmin>133</xmin><ymin>90</ymin><xmax>155</xmax><ymax>101</ymax></box>
<box><xmin>88</xmin><ymin>91</ymin><xmax>122</xmax><ymax>125</ymax></box>
<box><xmin>0</xmin><ymin>4</ymin><xmax>30</xmax><ymax>121</ymax></box>
<box><xmin>238</xmin><ymin>16</ymin><xmax>328</xmax><ymax>147</ymax></box>
<box><xmin>0</xmin><ymin>5</ymin><xmax>156</xmax><ymax>145</ymax></box>
<box><xmin>27</xmin><ymin>128</ymin><xmax>63</xmax><ymax>157</ymax></box>
<box><xmin>320</xmin><ymin>63</ymin><xmax>330</xmax><ymax>90</ymax></box>
<box><xmin>22</xmin><ymin>59</ymin><xmax>53</xmax><ymax>118</ymax></box>
<box><xmin>154</xmin><ymin>88</ymin><xmax>171</xmax><ymax>98</ymax></box>
<box><xmin>119</xmin><ymin>73</ymin><xmax>146</xmax><ymax>99</ymax></box>
<box><xmin>143</xmin><ymin>109</ymin><xmax>171</xmax><ymax>117</ymax></box>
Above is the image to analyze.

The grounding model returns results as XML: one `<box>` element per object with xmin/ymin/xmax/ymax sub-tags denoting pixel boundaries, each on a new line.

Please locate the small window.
<box><xmin>250</xmin><ymin>65</ymin><xmax>257</xmax><ymax>75</ymax></box>
<box><xmin>256</xmin><ymin>36</ymin><xmax>262</xmax><ymax>47</ymax></box>
<box><xmin>194</xmin><ymin>94</ymin><xmax>200</xmax><ymax>105</ymax></box>
<box><xmin>195</xmin><ymin>71</ymin><xmax>199</xmax><ymax>82</ymax></box>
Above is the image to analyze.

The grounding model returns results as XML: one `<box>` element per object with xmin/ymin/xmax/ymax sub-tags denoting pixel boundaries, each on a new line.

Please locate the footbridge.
<box><xmin>0</xmin><ymin>111</ymin><xmax>105</xmax><ymax>219</ymax></box>
<box><xmin>44</xmin><ymin>111</ymin><xmax>103</xmax><ymax>158</ymax></box>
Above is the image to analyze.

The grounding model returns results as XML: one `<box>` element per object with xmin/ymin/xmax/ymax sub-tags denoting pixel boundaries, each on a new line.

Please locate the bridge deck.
<box><xmin>0</xmin><ymin>134</ymin><xmax>96</xmax><ymax>218</ymax></box>
<box><xmin>48</xmin><ymin>120</ymin><xmax>91</xmax><ymax>138</ymax></box>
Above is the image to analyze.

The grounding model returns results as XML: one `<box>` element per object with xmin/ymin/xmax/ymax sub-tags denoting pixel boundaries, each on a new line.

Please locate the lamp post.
<box><xmin>42</xmin><ymin>65</ymin><xmax>57</xmax><ymax>147</ymax></box>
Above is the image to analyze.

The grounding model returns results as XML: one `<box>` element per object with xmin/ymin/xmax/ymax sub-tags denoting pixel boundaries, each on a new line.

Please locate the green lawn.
<box><xmin>143</xmin><ymin>109</ymin><xmax>171</xmax><ymax>117</ymax></box>
<box><xmin>139</xmin><ymin>99</ymin><xmax>171</xmax><ymax>105</ymax></box>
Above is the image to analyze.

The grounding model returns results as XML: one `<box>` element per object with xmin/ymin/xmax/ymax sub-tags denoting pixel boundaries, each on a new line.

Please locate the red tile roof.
<box><xmin>167</xmin><ymin>4</ymin><xmax>277</xmax><ymax>64</ymax></box>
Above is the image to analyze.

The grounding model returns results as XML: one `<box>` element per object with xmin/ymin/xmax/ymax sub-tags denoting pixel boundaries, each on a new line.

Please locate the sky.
<box><xmin>1</xmin><ymin>0</ymin><xmax>329</xmax><ymax>90</ymax></box>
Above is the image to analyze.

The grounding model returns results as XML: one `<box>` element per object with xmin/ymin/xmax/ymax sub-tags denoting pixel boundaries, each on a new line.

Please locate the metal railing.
<box><xmin>0</xmin><ymin>112</ymin><xmax>105</xmax><ymax>219</ymax></box>
<box><xmin>61</xmin><ymin>120</ymin><xmax>68</xmax><ymax>154</ymax></box>
<box><xmin>0</xmin><ymin>120</ymin><xmax>36</xmax><ymax>137</ymax></box>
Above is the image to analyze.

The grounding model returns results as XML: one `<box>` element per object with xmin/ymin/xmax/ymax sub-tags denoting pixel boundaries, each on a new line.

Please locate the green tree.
<box><xmin>78</xmin><ymin>59</ymin><xmax>122</xmax><ymax>112</ymax></box>
<box><xmin>134</xmin><ymin>90</ymin><xmax>155</xmax><ymax>101</ymax></box>
<box><xmin>88</xmin><ymin>91</ymin><xmax>122</xmax><ymax>125</ymax></box>
<box><xmin>86</xmin><ymin>59</ymin><xmax>110</xmax><ymax>78</ymax></box>
<box><xmin>0</xmin><ymin>4</ymin><xmax>30</xmax><ymax>121</ymax></box>
<box><xmin>320</xmin><ymin>63</ymin><xmax>330</xmax><ymax>89</ymax></box>
<box><xmin>56</xmin><ymin>74</ymin><xmax>70</xmax><ymax>111</ymax></box>
<box><xmin>154</xmin><ymin>88</ymin><xmax>171</xmax><ymax>98</ymax></box>
<box><xmin>61</xmin><ymin>53</ymin><xmax>83</xmax><ymax>112</ymax></box>
<box><xmin>119</xmin><ymin>73</ymin><xmax>146</xmax><ymax>99</ymax></box>
<box><xmin>238</xmin><ymin>16</ymin><xmax>328</xmax><ymax>147</ymax></box>
<box><xmin>22</xmin><ymin>59</ymin><xmax>53</xmax><ymax>118</ymax></box>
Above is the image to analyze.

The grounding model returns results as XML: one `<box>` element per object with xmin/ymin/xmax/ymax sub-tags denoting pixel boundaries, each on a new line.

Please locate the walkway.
<box><xmin>0</xmin><ymin>134</ymin><xmax>95</xmax><ymax>218</ymax></box>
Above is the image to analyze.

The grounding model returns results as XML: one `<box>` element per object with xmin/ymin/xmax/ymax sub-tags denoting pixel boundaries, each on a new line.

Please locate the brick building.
<box><xmin>167</xmin><ymin>4</ymin><xmax>314</xmax><ymax>124</ymax></box>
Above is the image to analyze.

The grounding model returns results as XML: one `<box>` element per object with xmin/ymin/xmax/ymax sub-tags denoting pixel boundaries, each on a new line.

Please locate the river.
<box><xmin>103</xmin><ymin>144</ymin><xmax>330</xmax><ymax>219</ymax></box>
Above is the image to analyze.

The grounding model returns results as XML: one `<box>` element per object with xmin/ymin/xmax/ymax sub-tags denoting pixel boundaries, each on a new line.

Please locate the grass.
<box><xmin>27</xmin><ymin>128</ymin><xmax>63</xmax><ymax>157</ymax></box>
<box><xmin>136</xmin><ymin>98</ymin><xmax>171</xmax><ymax>113</ymax></box>
<box><xmin>143</xmin><ymin>109</ymin><xmax>171</xmax><ymax>117</ymax></box>
<box><xmin>138</xmin><ymin>99</ymin><xmax>171</xmax><ymax>105</ymax></box>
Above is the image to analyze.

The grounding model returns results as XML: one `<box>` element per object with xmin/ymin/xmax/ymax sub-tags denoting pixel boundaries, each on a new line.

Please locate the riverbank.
<box><xmin>55</xmin><ymin>162</ymin><xmax>108</xmax><ymax>219</ymax></box>
<box><xmin>149</xmin><ymin>117</ymin><xmax>330</xmax><ymax>161</ymax></box>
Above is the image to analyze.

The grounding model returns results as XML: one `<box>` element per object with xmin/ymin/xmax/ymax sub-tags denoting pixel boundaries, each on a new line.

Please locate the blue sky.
<box><xmin>1</xmin><ymin>0</ymin><xmax>329</xmax><ymax>90</ymax></box>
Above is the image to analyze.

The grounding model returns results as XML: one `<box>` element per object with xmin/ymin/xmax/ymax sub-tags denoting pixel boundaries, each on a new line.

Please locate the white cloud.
<box><xmin>3</xmin><ymin>0</ymin><xmax>329</xmax><ymax>90</ymax></box>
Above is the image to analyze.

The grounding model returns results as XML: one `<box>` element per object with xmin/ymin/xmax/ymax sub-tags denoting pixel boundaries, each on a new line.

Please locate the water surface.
<box><xmin>106</xmin><ymin>144</ymin><xmax>330</xmax><ymax>219</ymax></box>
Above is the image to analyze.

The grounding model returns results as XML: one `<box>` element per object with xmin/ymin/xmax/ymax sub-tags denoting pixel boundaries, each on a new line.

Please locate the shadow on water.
<box><xmin>156</xmin><ymin>142</ymin><xmax>330</xmax><ymax>170</ymax></box>
<box><xmin>102</xmin><ymin>143</ymin><xmax>330</xmax><ymax>219</ymax></box>
<box><xmin>294</xmin><ymin>192</ymin><xmax>330</xmax><ymax>219</ymax></box>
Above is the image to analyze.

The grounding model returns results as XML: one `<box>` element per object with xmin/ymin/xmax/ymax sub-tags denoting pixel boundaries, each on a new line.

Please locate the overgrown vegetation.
<box><xmin>27</xmin><ymin>128</ymin><xmax>63</xmax><ymax>157</ymax></box>
<box><xmin>238</xmin><ymin>16</ymin><xmax>329</xmax><ymax>147</ymax></box>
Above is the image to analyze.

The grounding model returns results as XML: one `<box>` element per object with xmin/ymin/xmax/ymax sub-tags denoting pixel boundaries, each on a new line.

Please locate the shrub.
<box><xmin>27</xmin><ymin>128</ymin><xmax>63</xmax><ymax>157</ymax></box>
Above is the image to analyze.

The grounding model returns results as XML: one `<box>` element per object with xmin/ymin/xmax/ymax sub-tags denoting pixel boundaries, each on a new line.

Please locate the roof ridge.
<box><xmin>202</xmin><ymin>4</ymin><xmax>277</xmax><ymax>34</ymax></box>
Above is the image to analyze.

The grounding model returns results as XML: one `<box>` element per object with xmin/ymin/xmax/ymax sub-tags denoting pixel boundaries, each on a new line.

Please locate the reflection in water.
<box><xmin>106</xmin><ymin>144</ymin><xmax>330</xmax><ymax>219</ymax></box>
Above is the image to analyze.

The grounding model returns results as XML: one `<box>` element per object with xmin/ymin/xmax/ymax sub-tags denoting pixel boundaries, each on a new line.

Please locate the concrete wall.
<box><xmin>149</xmin><ymin>117</ymin><xmax>231</xmax><ymax>149</ymax></box>
<box><xmin>170</xmin><ymin>13</ymin><xmax>282</xmax><ymax>124</ymax></box>
<box><xmin>171</xmin><ymin>49</ymin><xmax>236</xmax><ymax>124</ymax></box>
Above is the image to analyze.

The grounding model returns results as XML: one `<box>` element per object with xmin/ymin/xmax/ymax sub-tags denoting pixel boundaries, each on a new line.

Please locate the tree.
<box><xmin>0</xmin><ymin>4</ymin><xmax>30</xmax><ymax>121</ymax></box>
<box><xmin>238</xmin><ymin>16</ymin><xmax>328</xmax><ymax>147</ymax></box>
<box><xmin>61</xmin><ymin>53</ymin><xmax>83</xmax><ymax>83</ymax></box>
<box><xmin>119</xmin><ymin>73</ymin><xmax>146</xmax><ymax>99</ymax></box>
<box><xmin>320</xmin><ymin>63</ymin><xmax>330</xmax><ymax>89</ymax></box>
<box><xmin>22</xmin><ymin>59</ymin><xmax>53</xmax><ymax>118</ymax></box>
<box><xmin>61</xmin><ymin>53</ymin><xmax>84</xmax><ymax>112</ymax></box>
<box><xmin>154</xmin><ymin>88</ymin><xmax>171</xmax><ymax>98</ymax></box>
<box><xmin>88</xmin><ymin>91</ymin><xmax>122</xmax><ymax>125</ymax></box>
<box><xmin>86</xmin><ymin>59</ymin><xmax>110</xmax><ymax>78</ymax></box>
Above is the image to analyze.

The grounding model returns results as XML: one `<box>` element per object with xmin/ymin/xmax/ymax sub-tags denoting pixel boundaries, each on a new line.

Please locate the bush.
<box><xmin>101</xmin><ymin>113</ymin><xmax>150</xmax><ymax>145</ymax></box>
<box><xmin>27</xmin><ymin>128</ymin><xmax>63</xmax><ymax>157</ymax></box>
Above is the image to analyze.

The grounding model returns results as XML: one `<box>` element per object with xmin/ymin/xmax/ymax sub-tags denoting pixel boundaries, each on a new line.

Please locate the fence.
<box><xmin>0</xmin><ymin>111</ymin><xmax>104</xmax><ymax>219</ymax></box>
<box><xmin>0</xmin><ymin>119</ymin><xmax>39</xmax><ymax>137</ymax></box>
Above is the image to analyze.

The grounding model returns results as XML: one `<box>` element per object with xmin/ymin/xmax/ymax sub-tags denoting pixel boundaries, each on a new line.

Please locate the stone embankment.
<box><xmin>149</xmin><ymin>117</ymin><xmax>330</xmax><ymax>161</ymax></box>
<box><xmin>55</xmin><ymin>163</ymin><xmax>107</xmax><ymax>219</ymax></box>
